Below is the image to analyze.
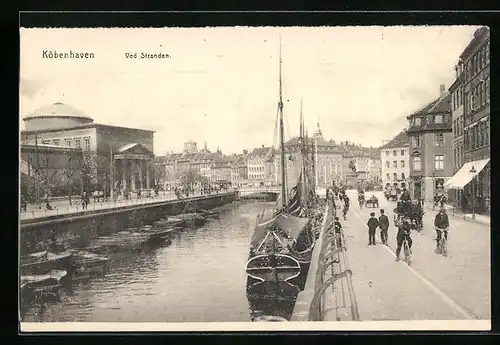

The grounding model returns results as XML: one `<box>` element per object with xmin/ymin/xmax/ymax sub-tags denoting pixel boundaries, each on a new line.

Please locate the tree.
<box><xmin>180</xmin><ymin>169</ymin><xmax>207</xmax><ymax>192</ymax></box>
<box><xmin>58</xmin><ymin>152</ymin><xmax>79</xmax><ymax>205</ymax></box>
<box><xmin>80</xmin><ymin>152</ymin><xmax>109</xmax><ymax>194</ymax></box>
<box><xmin>153</xmin><ymin>164</ymin><xmax>167</xmax><ymax>189</ymax></box>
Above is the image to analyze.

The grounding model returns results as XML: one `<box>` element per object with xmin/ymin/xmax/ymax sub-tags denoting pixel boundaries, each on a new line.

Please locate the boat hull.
<box><xmin>246</xmin><ymin>280</ymin><xmax>300</xmax><ymax>321</ymax></box>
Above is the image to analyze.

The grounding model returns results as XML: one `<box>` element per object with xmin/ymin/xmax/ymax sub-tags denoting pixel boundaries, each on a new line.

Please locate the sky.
<box><xmin>20</xmin><ymin>26</ymin><xmax>482</xmax><ymax>155</ymax></box>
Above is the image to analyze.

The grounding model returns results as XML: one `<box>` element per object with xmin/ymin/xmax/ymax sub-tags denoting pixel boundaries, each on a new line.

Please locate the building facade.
<box><xmin>407</xmin><ymin>85</ymin><xmax>453</xmax><ymax>201</ymax></box>
<box><xmin>449</xmin><ymin>68</ymin><xmax>465</xmax><ymax>206</ymax></box>
<box><xmin>21</xmin><ymin>102</ymin><xmax>156</xmax><ymax>196</ymax></box>
<box><xmin>368</xmin><ymin>154</ymin><xmax>382</xmax><ymax>184</ymax></box>
<box><xmin>456</xmin><ymin>26</ymin><xmax>490</xmax><ymax>213</ymax></box>
<box><xmin>279</xmin><ymin>122</ymin><xmax>344</xmax><ymax>188</ymax></box>
<box><xmin>247</xmin><ymin>146</ymin><xmax>275</xmax><ymax>186</ymax></box>
<box><xmin>380</xmin><ymin>131</ymin><xmax>410</xmax><ymax>190</ymax></box>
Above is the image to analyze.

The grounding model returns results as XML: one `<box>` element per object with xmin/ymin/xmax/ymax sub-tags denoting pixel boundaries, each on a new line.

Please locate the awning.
<box><xmin>444</xmin><ymin>158</ymin><xmax>490</xmax><ymax>189</ymax></box>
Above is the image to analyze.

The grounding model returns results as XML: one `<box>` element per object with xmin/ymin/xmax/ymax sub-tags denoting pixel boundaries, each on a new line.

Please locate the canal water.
<box><xmin>21</xmin><ymin>201</ymin><xmax>297</xmax><ymax>322</ymax></box>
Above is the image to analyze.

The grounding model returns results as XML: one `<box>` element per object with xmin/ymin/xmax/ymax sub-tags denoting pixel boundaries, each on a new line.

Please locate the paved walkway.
<box><xmin>327</xmin><ymin>190</ymin><xmax>491</xmax><ymax>322</ymax></box>
<box><xmin>422</xmin><ymin>202</ymin><xmax>490</xmax><ymax>226</ymax></box>
<box><xmin>20</xmin><ymin>191</ymin><xmax>231</xmax><ymax>220</ymax></box>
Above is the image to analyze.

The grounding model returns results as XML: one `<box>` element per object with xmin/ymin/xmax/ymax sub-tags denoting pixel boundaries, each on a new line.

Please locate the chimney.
<box><xmin>439</xmin><ymin>84</ymin><xmax>446</xmax><ymax>96</ymax></box>
<box><xmin>243</xmin><ymin>149</ymin><xmax>248</xmax><ymax>155</ymax></box>
<box><xmin>262</xmin><ymin>144</ymin><xmax>264</xmax><ymax>149</ymax></box>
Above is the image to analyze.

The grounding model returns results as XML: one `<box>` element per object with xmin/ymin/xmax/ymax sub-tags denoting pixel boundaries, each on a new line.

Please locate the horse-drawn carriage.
<box><xmin>365</xmin><ymin>195</ymin><xmax>379</xmax><ymax>208</ymax></box>
<box><xmin>384</xmin><ymin>188</ymin><xmax>399</xmax><ymax>201</ymax></box>
<box><xmin>393</xmin><ymin>200</ymin><xmax>424</xmax><ymax>231</ymax></box>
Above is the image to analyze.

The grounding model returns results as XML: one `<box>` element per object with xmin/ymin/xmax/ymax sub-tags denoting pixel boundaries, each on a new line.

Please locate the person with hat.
<box><xmin>434</xmin><ymin>206</ymin><xmax>450</xmax><ymax>251</ymax></box>
<box><xmin>378</xmin><ymin>209</ymin><xmax>390</xmax><ymax>245</ymax></box>
<box><xmin>395</xmin><ymin>217</ymin><xmax>413</xmax><ymax>262</ymax></box>
<box><xmin>367</xmin><ymin>212</ymin><xmax>380</xmax><ymax>245</ymax></box>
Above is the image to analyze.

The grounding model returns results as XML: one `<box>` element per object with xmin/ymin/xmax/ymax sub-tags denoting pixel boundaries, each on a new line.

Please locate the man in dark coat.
<box><xmin>434</xmin><ymin>207</ymin><xmax>450</xmax><ymax>250</ymax></box>
<box><xmin>367</xmin><ymin>212</ymin><xmax>380</xmax><ymax>245</ymax></box>
<box><xmin>378</xmin><ymin>209</ymin><xmax>390</xmax><ymax>245</ymax></box>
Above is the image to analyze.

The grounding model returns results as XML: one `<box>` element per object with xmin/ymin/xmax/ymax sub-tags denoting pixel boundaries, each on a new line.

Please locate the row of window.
<box><xmin>249</xmin><ymin>174</ymin><xmax>266</xmax><ymax>179</ymax></box>
<box><xmin>464</xmin><ymin>77</ymin><xmax>490</xmax><ymax>115</ymax></box>
<box><xmin>454</xmin><ymin>145</ymin><xmax>464</xmax><ymax>169</ymax></box>
<box><xmin>385</xmin><ymin>172</ymin><xmax>406</xmax><ymax>181</ymax></box>
<box><xmin>385</xmin><ymin>160</ymin><xmax>406</xmax><ymax>169</ymax></box>
<box><xmin>410</xmin><ymin>133</ymin><xmax>445</xmax><ymax>148</ymax></box>
<box><xmin>463</xmin><ymin>40</ymin><xmax>490</xmax><ymax>83</ymax></box>
<box><xmin>411</xmin><ymin>114</ymin><xmax>444</xmax><ymax>127</ymax></box>
<box><xmin>249</xmin><ymin>166</ymin><xmax>265</xmax><ymax>172</ymax></box>
<box><xmin>452</xmin><ymin>86</ymin><xmax>463</xmax><ymax>111</ymax></box>
<box><xmin>385</xmin><ymin>149</ymin><xmax>406</xmax><ymax>157</ymax></box>
<box><xmin>453</xmin><ymin>115</ymin><xmax>464</xmax><ymax>138</ymax></box>
<box><xmin>411</xmin><ymin>155</ymin><xmax>445</xmax><ymax>171</ymax></box>
<box><xmin>464</xmin><ymin>118</ymin><xmax>490</xmax><ymax>151</ymax></box>
<box><xmin>41</xmin><ymin>137</ymin><xmax>91</xmax><ymax>151</ymax></box>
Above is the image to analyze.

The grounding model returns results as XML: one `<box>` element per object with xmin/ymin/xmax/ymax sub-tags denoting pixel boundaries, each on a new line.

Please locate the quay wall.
<box><xmin>19</xmin><ymin>192</ymin><xmax>238</xmax><ymax>254</ymax></box>
<box><xmin>291</xmin><ymin>200</ymin><xmax>333</xmax><ymax>321</ymax></box>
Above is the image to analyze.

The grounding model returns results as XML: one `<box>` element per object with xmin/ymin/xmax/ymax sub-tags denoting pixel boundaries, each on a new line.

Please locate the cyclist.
<box><xmin>395</xmin><ymin>217</ymin><xmax>412</xmax><ymax>262</ymax></box>
<box><xmin>434</xmin><ymin>207</ymin><xmax>450</xmax><ymax>251</ymax></box>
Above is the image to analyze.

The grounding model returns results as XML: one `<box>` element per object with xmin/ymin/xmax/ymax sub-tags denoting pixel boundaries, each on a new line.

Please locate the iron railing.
<box><xmin>19</xmin><ymin>190</ymin><xmax>233</xmax><ymax>220</ymax></box>
<box><xmin>308</xmin><ymin>201</ymin><xmax>359</xmax><ymax>321</ymax></box>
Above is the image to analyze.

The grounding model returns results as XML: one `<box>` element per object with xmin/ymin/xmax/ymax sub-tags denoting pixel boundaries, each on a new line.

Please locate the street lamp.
<box><xmin>470</xmin><ymin>165</ymin><xmax>476</xmax><ymax>220</ymax></box>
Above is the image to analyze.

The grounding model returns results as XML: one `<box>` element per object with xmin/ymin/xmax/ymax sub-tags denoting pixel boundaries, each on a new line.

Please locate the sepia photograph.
<box><xmin>19</xmin><ymin>25</ymin><xmax>490</xmax><ymax>331</ymax></box>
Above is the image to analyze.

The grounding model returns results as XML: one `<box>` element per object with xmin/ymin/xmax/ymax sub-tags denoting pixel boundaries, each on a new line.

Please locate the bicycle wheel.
<box><xmin>441</xmin><ymin>238</ymin><xmax>447</xmax><ymax>257</ymax></box>
<box><xmin>404</xmin><ymin>241</ymin><xmax>412</xmax><ymax>265</ymax></box>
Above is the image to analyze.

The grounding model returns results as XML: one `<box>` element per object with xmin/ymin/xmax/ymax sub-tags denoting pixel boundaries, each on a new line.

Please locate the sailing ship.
<box><xmin>245</xmin><ymin>39</ymin><xmax>319</xmax><ymax>291</ymax></box>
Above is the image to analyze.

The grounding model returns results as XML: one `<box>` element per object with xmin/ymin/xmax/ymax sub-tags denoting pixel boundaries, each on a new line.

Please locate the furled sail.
<box><xmin>250</xmin><ymin>212</ymin><xmax>310</xmax><ymax>249</ymax></box>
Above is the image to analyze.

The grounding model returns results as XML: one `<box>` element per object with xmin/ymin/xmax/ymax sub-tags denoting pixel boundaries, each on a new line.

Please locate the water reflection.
<box><xmin>21</xmin><ymin>202</ymin><xmax>285</xmax><ymax>322</ymax></box>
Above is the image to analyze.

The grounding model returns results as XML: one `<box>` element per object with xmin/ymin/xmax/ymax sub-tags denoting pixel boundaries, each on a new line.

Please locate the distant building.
<box><xmin>184</xmin><ymin>140</ymin><xmax>198</xmax><ymax>154</ymax></box>
<box><xmin>20</xmin><ymin>102</ymin><xmax>155</xmax><ymax>195</ymax></box>
<box><xmin>406</xmin><ymin>85</ymin><xmax>453</xmax><ymax>201</ymax></box>
<box><xmin>380</xmin><ymin>131</ymin><xmax>410</xmax><ymax>190</ymax></box>
<box><xmin>282</xmin><ymin>122</ymin><xmax>344</xmax><ymax>188</ymax></box>
<box><xmin>20</xmin><ymin>144</ymin><xmax>84</xmax><ymax>200</ymax></box>
<box><xmin>446</xmin><ymin>26</ymin><xmax>490</xmax><ymax>214</ymax></box>
<box><xmin>246</xmin><ymin>145</ymin><xmax>275</xmax><ymax>186</ymax></box>
<box><xmin>341</xmin><ymin>142</ymin><xmax>371</xmax><ymax>183</ymax></box>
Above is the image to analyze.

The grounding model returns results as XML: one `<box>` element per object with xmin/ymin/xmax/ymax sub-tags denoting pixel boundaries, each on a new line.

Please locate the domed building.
<box><xmin>23</xmin><ymin>102</ymin><xmax>94</xmax><ymax>132</ymax></box>
<box><xmin>21</xmin><ymin>102</ymin><xmax>156</xmax><ymax>197</ymax></box>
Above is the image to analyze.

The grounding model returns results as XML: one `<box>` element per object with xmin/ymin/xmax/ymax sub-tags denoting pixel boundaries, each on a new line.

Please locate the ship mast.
<box><xmin>278</xmin><ymin>37</ymin><xmax>287</xmax><ymax>209</ymax></box>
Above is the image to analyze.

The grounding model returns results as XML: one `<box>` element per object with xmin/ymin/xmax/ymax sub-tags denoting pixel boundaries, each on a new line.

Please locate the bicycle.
<box><xmin>403</xmin><ymin>235</ymin><xmax>412</xmax><ymax>266</ymax></box>
<box><xmin>436</xmin><ymin>227</ymin><xmax>449</xmax><ymax>257</ymax></box>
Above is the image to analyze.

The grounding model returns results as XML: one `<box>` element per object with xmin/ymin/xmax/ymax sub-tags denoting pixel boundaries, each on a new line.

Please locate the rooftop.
<box><xmin>24</xmin><ymin>102</ymin><xmax>93</xmax><ymax>121</ymax></box>
<box><xmin>380</xmin><ymin>131</ymin><xmax>410</xmax><ymax>149</ymax></box>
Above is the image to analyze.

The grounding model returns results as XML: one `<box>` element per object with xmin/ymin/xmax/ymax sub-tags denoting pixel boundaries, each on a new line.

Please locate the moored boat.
<box><xmin>20</xmin><ymin>269</ymin><xmax>68</xmax><ymax>303</ymax></box>
<box><xmin>68</xmin><ymin>250</ymin><xmax>110</xmax><ymax>279</ymax></box>
<box><xmin>21</xmin><ymin>251</ymin><xmax>74</xmax><ymax>276</ymax></box>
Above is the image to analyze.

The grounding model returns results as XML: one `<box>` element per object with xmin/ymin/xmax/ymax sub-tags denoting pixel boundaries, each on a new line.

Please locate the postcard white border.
<box><xmin>21</xmin><ymin>320</ymin><xmax>491</xmax><ymax>332</ymax></box>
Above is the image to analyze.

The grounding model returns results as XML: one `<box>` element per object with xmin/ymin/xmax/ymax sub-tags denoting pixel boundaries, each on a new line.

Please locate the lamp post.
<box><xmin>470</xmin><ymin>165</ymin><xmax>476</xmax><ymax>220</ymax></box>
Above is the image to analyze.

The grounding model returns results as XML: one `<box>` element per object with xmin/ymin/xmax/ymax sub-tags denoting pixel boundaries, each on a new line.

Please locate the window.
<box><xmin>401</xmin><ymin>173</ymin><xmax>406</xmax><ymax>180</ymax></box>
<box><xmin>485</xmin><ymin>119</ymin><xmax>489</xmax><ymax>145</ymax></box>
<box><xmin>414</xmin><ymin>117</ymin><xmax>422</xmax><ymax>126</ymax></box>
<box><xmin>401</xmin><ymin>160</ymin><xmax>405</xmax><ymax>168</ymax></box>
<box><xmin>393</xmin><ymin>150</ymin><xmax>397</xmax><ymax>156</ymax></box>
<box><xmin>386</xmin><ymin>173</ymin><xmax>390</xmax><ymax>181</ymax></box>
<box><xmin>42</xmin><ymin>139</ymin><xmax>50</xmax><ymax>145</ymax></box>
<box><xmin>393</xmin><ymin>161</ymin><xmax>397</xmax><ymax>168</ymax></box>
<box><xmin>65</xmin><ymin>139</ymin><xmax>72</xmax><ymax>147</ymax></box>
<box><xmin>413</xmin><ymin>156</ymin><xmax>421</xmax><ymax>171</ymax></box>
<box><xmin>412</xmin><ymin>135</ymin><xmax>420</xmax><ymax>147</ymax></box>
<box><xmin>434</xmin><ymin>133</ymin><xmax>444</xmax><ymax>146</ymax></box>
<box><xmin>52</xmin><ymin>139</ymin><xmax>60</xmax><ymax>146</ymax></box>
<box><xmin>386</xmin><ymin>161</ymin><xmax>390</xmax><ymax>168</ymax></box>
<box><xmin>394</xmin><ymin>173</ymin><xmax>398</xmax><ymax>181</ymax></box>
<box><xmin>486</xmin><ymin>41</ymin><xmax>490</xmax><ymax>63</ymax></box>
<box><xmin>400</xmin><ymin>149</ymin><xmax>404</xmax><ymax>156</ymax></box>
<box><xmin>434</xmin><ymin>115</ymin><xmax>443</xmax><ymax>124</ymax></box>
<box><xmin>486</xmin><ymin>77</ymin><xmax>490</xmax><ymax>103</ymax></box>
<box><xmin>434</xmin><ymin>155</ymin><xmax>444</xmax><ymax>170</ymax></box>
<box><xmin>75</xmin><ymin>139</ymin><xmax>81</xmax><ymax>148</ymax></box>
<box><xmin>453</xmin><ymin>148</ymin><xmax>457</xmax><ymax>168</ymax></box>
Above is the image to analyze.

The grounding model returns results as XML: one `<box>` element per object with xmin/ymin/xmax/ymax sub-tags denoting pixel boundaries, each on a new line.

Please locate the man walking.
<box><xmin>367</xmin><ymin>212</ymin><xmax>380</xmax><ymax>246</ymax></box>
<box><xmin>378</xmin><ymin>209</ymin><xmax>390</xmax><ymax>245</ymax></box>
